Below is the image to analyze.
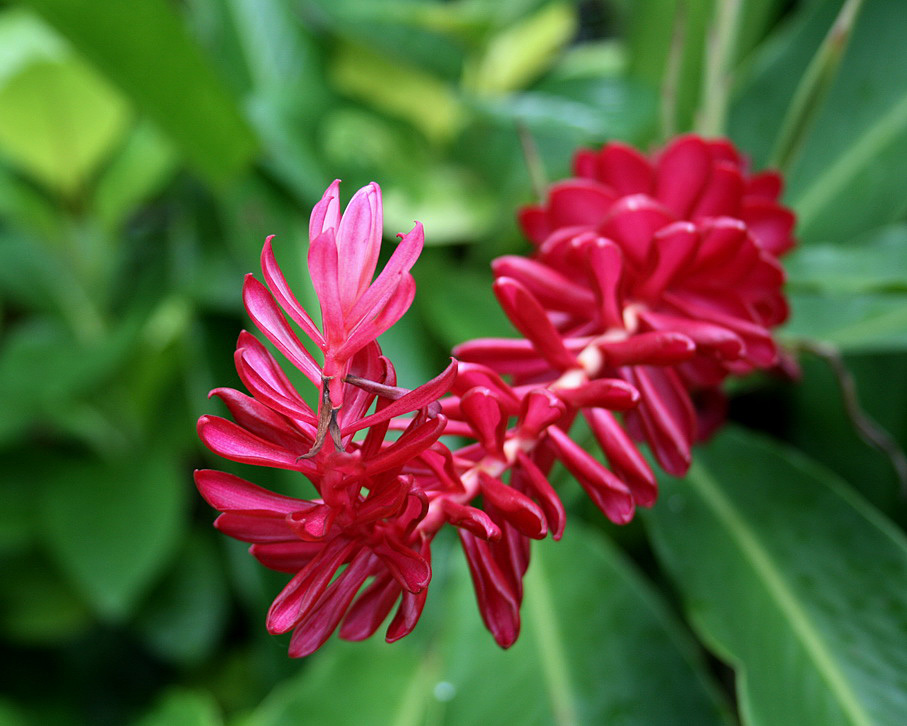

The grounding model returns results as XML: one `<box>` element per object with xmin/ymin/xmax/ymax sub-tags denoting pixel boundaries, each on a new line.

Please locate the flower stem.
<box><xmin>517</xmin><ymin>120</ymin><xmax>548</xmax><ymax>201</ymax></box>
<box><xmin>659</xmin><ymin>1</ymin><xmax>687</xmax><ymax>141</ymax></box>
<box><xmin>769</xmin><ymin>0</ymin><xmax>865</xmax><ymax>172</ymax></box>
<box><xmin>696</xmin><ymin>0</ymin><xmax>743</xmax><ymax>137</ymax></box>
<box><xmin>794</xmin><ymin>338</ymin><xmax>907</xmax><ymax>496</ymax></box>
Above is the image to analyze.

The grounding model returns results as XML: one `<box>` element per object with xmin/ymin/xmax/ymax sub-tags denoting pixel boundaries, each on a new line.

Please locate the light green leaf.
<box><xmin>645</xmin><ymin>427</ymin><xmax>907</xmax><ymax>726</ymax></box>
<box><xmin>243</xmin><ymin>524</ymin><xmax>730</xmax><ymax>726</ymax></box>
<box><xmin>39</xmin><ymin>452</ymin><xmax>187</xmax><ymax>620</ymax></box>
<box><xmin>785</xmin><ymin>224</ymin><xmax>907</xmax><ymax>294</ymax></box>
<box><xmin>465</xmin><ymin>2</ymin><xmax>576</xmax><ymax>96</ymax></box>
<box><xmin>0</xmin><ymin>9</ymin><xmax>129</xmax><ymax>195</ymax></box>
<box><xmin>329</xmin><ymin>40</ymin><xmax>464</xmax><ymax>143</ymax></box>
<box><xmin>19</xmin><ymin>0</ymin><xmax>257</xmax><ymax>185</ymax></box>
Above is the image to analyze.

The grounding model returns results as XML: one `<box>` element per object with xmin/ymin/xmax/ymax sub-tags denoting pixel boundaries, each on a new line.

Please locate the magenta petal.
<box><xmin>261</xmin><ymin>236</ymin><xmax>325</xmax><ymax>348</ymax></box>
<box><xmin>518</xmin><ymin>205</ymin><xmax>552</xmax><ymax>245</ymax></box>
<box><xmin>288</xmin><ymin>548</ymin><xmax>375</xmax><ymax>657</ymax></box>
<box><xmin>309</xmin><ymin>179</ymin><xmax>341</xmax><ymax>240</ymax></box>
<box><xmin>639</xmin><ymin>310</ymin><xmax>745</xmax><ymax>360</ymax></box>
<box><xmin>242</xmin><ymin>275</ymin><xmax>322</xmax><ymax>385</ymax></box>
<box><xmin>459</xmin><ymin>387</ymin><xmax>507</xmax><ymax>458</ymax></box>
<box><xmin>458</xmin><ymin>530</ymin><xmax>521</xmax><ymax>648</ymax></box>
<box><xmin>479</xmin><ymin>472</ymin><xmax>547</xmax><ymax>540</ymax></box>
<box><xmin>214</xmin><ymin>512</ymin><xmax>295</xmax><ymax>543</ymax></box>
<box><xmin>514</xmin><ymin>452</ymin><xmax>566</xmax><ymax>540</ymax></box>
<box><xmin>340</xmin><ymin>573</ymin><xmax>400</xmax><ymax>641</ymax></box>
<box><xmin>746</xmin><ymin>171</ymin><xmax>783</xmax><ymax>201</ymax></box>
<box><xmin>441</xmin><ymin>499</ymin><xmax>502</xmax><ymax>540</ymax></box>
<box><xmin>583</xmin><ymin>409</ymin><xmax>657</xmax><ymax>507</ymax></box>
<box><xmin>599</xmin><ymin>142</ymin><xmax>653</xmax><ymax>195</ymax></box>
<box><xmin>267</xmin><ymin>537</ymin><xmax>357</xmax><ymax>634</ymax></box>
<box><xmin>452</xmin><ymin>362</ymin><xmax>521</xmax><ymax>415</ymax></box>
<box><xmin>597</xmin><ymin>331</ymin><xmax>695</xmax><ymax>367</ymax></box>
<box><xmin>655</xmin><ymin>135</ymin><xmax>712</xmax><ymax>217</ymax></box>
<box><xmin>692</xmin><ymin>162</ymin><xmax>743</xmax><ymax>219</ymax></box>
<box><xmin>577</xmin><ymin>235</ymin><xmax>624</xmax><ymax>328</ymax></box>
<box><xmin>251</xmin><ymin>541</ymin><xmax>324</xmax><ymax>573</ymax></box>
<box><xmin>599</xmin><ymin>194</ymin><xmax>675</xmax><ymax>269</ymax></box>
<box><xmin>236</xmin><ymin>343</ymin><xmax>318</xmax><ymax>429</ymax></box>
<box><xmin>336</xmin><ymin>273</ymin><xmax>416</xmax><ymax>361</ymax></box>
<box><xmin>547</xmin><ymin>179</ymin><xmax>618</xmax><ymax>229</ymax></box>
<box><xmin>195</xmin><ymin>469</ymin><xmax>305</xmax><ymax>514</ymax></box>
<box><xmin>307</xmin><ymin>230</ymin><xmax>345</xmax><ymax>345</ymax></box>
<box><xmin>517</xmin><ymin>388</ymin><xmax>566</xmax><ymax>439</ymax></box>
<box><xmin>492</xmin><ymin>255</ymin><xmax>596</xmax><ymax>314</ymax></box>
<box><xmin>622</xmin><ymin>366</ymin><xmax>694</xmax><ymax>476</ymax></box>
<box><xmin>336</xmin><ymin>183</ymin><xmax>383</xmax><ymax>311</ymax></box>
<box><xmin>373</xmin><ymin>536</ymin><xmax>431</xmax><ymax>593</ymax></box>
<box><xmin>386</xmin><ymin>584</ymin><xmax>428</xmax><ymax>643</ymax></box>
<box><xmin>197</xmin><ymin>415</ymin><xmax>313</xmax><ymax>473</ymax></box>
<box><xmin>347</xmin><ymin>222</ymin><xmax>424</xmax><ymax>325</ymax></box>
<box><xmin>555</xmin><ymin>377</ymin><xmax>640</xmax><ymax>411</ymax></box>
<box><xmin>493</xmin><ymin>277</ymin><xmax>577</xmax><ymax>371</ymax></box>
<box><xmin>364</xmin><ymin>416</ymin><xmax>446</xmax><ymax>476</ymax></box>
<box><xmin>741</xmin><ymin>200</ymin><xmax>796</xmax><ymax>256</ymax></box>
<box><xmin>546</xmin><ymin>426</ymin><xmax>635</xmax><ymax>524</ymax></box>
<box><xmin>635</xmin><ymin>221</ymin><xmax>699</xmax><ymax>301</ymax></box>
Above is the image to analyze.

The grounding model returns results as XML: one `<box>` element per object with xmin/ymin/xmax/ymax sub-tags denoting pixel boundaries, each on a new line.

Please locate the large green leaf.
<box><xmin>19</xmin><ymin>0</ymin><xmax>257</xmax><ymax>185</ymax></box>
<box><xmin>731</xmin><ymin>0</ymin><xmax>907</xmax><ymax>244</ymax></box>
<box><xmin>645</xmin><ymin>427</ymin><xmax>907</xmax><ymax>726</ymax></box>
<box><xmin>39</xmin><ymin>452</ymin><xmax>187</xmax><ymax>620</ymax></box>
<box><xmin>243</xmin><ymin>524</ymin><xmax>730</xmax><ymax>726</ymax></box>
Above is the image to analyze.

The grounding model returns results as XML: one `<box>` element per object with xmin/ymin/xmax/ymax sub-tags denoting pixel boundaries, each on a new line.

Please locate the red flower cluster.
<box><xmin>458</xmin><ymin>134</ymin><xmax>794</xmax><ymax>479</ymax></box>
<box><xmin>196</xmin><ymin>135</ymin><xmax>795</xmax><ymax>656</ymax></box>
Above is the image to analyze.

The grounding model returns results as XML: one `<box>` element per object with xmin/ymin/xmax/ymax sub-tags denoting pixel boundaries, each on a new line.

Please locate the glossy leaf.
<box><xmin>243</xmin><ymin>524</ymin><xmax>730</xmax><ymax>725</ymax></box>
<box><xmin>20</xmin><ymin>0</ymin><xmax>257</xmax><ymax>185</ymax></box>
<box><xmin>646</xmin><ymin>427</ymin><xmax>907</xmax><ymax>726</ymax></box>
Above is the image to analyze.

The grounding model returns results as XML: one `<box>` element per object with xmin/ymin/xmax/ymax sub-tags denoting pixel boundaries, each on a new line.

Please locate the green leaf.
<box><xmin>19</xmin><ymin>0</ymin><xmax>257</xmax><ymax>185</ymax></box>
<box><xmin>0</xmin><ymin>9</ymin><xmax>129</xmax><ymax>196</ymax></box>
<box><xmin>645</xmin><ymin>427</ymin><xmax>907</xmax><ymax>726</ymax></box>
<box><xmin>130</xmin><ymin>689</ymin><xmax>222</xmax><ymax>726</ymax></box>
<box><xmin>784</xmin><ymin>291</ymin><xmax>907</xmax><ymax>352</ymax></box>
<box><xmin>39</xmin><ymin>452</ymin><xmax>187</xmax><ymax>620</ymax></box>
<box><xmin>414</xmin><ymin>250</ymin><xmax>513</xmax><ymax>350</ymax></box>
<box><xmin>92</xmin><ymin>121</ymin><xmax>179</xmax><ymax>232</ymax></box>
<box><xmin>731</xmin><ymin>0</ymin><xmax>907</xmax><ymax>244</ymax></box>
<box><xmin>243</xmin><ymin>524</ymin><xmax>730</xmax><ymax>725</ymax></box>
<box><xmin>0</xmin><ymin>552</ymin><xmax>92</xmax><ymax>644</ymax></box>
<box><xmin>785</xmin><ymin>224</ymin><xmax>907</xmax><ymax>294</ymax></box>
<box><xmin>135</xmin><ymin>533</ymin><xmax>230</xmax><ymax>666</ymax></box>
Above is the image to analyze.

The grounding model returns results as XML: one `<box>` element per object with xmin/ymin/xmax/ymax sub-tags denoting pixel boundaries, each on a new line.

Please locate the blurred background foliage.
<box><xmin>0</xmin><ymin>0</ymin><xmax>905</xmax><ymax>724</ymax></box>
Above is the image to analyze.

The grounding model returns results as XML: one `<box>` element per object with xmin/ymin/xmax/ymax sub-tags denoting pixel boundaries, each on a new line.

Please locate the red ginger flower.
<box><xmin>197</xmin><ymin>181</ymin><xmax>459</xmax><ymax>656</ymax></box>
<box><xmin>456</xmin><ymin>134</ymin><xmax>795</xmax><ymax>488</ymax></box>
